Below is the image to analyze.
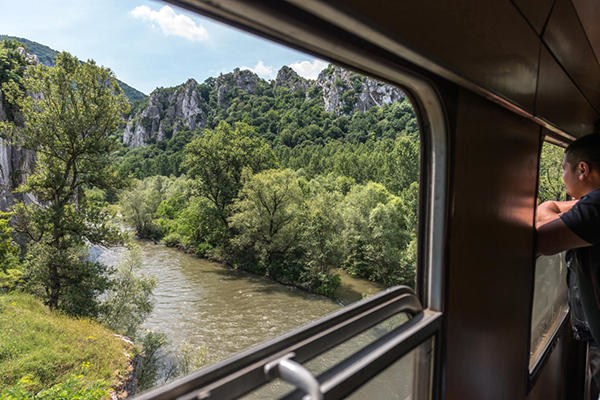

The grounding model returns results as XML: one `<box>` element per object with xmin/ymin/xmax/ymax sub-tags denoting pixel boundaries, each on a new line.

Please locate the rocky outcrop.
<box><xmin>275</xmin><ymin>66</ymin><xmax>309</xmax><ymax>92</ymax></box>
<box><xmin>0</xmin><ymin>70</ymin><xmax>36</xmax><ymax>210</ymax></box>
<box><xmin>123</xmin><ymin>64</ymin><xmax>406</xmax><ymax>147</ymax></box>
<box><xmin>123</xmin><ymin>79</ymin><xmax>206</xmax><ymax>147</ymax></box>
<box><xmin>215</xmin><ymin>68</ymin><xmax>261</xmax><ymax>108</ymax></box>
<box><xmin>316</xmin><ymin>65</ymin><xmax>404</xmax><ymax>115</ymax></box>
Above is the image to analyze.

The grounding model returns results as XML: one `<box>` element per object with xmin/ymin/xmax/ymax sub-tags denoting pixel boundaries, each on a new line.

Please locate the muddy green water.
<box><xmin>98</xmin><ymin>241</ymin><xmax>417</xmax><ymax>398</ymax></box>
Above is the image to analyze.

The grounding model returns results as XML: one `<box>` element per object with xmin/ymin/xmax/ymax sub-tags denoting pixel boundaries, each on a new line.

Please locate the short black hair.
<box><xmin>565</xmin><ymin>133</ymin><xmax>600</xmax><ymax>169</ymax></box>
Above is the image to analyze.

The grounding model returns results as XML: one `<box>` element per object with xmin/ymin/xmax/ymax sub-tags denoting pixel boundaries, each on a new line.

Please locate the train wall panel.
<box><xmin>512</xmin><ymin>0</ymin><xmax>555</xmax><ymax>35</ymax></box>
<box><xmin>536</xmin><ymin>46</ymin><xmax>598</xmax><ymax>136</ymax></box>
<box><xmin>571</xmin><ymin>0</ymin><xmax>600</xmax><ymax>66</ymax></box>
<box><xmin>445</xmin><ymin>89</ymin><xmax>539</xmax><ymax>400</ymax></box>
<box><xmin>527</xmin><ymin>322</ymin><xmax>585</xmax><ymax>400</ymax></box>
<box><xmin>543</xmin><ymin>0</ymin><xmax>600</xmax><ymax>114</ymax></box>
<box><xmin>325</xmin><ymin>0</ymin><xmax>539</xmax><ymax>113</ymax></box>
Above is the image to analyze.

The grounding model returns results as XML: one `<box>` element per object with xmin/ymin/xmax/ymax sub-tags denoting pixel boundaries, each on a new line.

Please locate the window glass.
<box><xmin>347</xmin><ymin>337</ymin><xmax>434</xmax><ymax>400</ymax></box>
<box><xmin>0</xmin><ymin>1</ymin><xmax>431</xmax><ymax>397</ymax></box>
<box><xmin>529</xmin><ymin>141</ymin><xmax>569</xmax><ymax>371</ymax></box>
<box><xmin>242</xmin><ymin>313</ymin><xmax>411</xmax><ymax>399</ymax></box>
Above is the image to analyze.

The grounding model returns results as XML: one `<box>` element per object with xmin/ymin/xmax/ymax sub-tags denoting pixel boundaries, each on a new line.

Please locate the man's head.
<box><xmin>563</xmin><ymin>133</ymin><xmax>600</xmax><ymax>198</ymax></box>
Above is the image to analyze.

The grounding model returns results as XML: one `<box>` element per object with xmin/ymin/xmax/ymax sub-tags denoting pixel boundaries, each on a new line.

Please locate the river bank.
<box><xmin>97</xmin><ymin>240</ymin><xmax>384</xmax><ymax>391</ymax></box>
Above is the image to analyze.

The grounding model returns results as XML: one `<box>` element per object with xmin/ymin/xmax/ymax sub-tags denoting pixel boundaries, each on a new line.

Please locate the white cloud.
<box><xmin>289</xmin><ymin>59</ymin><xmax>328</xmax><ymax>80</ymax></box>
<box><xmin>240</xmin><ymin>61</ymin><xmax>275</xmax><ymax>79</ymax></box>
<box><xmin>130</xmin><ymin>5</ymin><xmax>209</xmax><ymax>42</ymax></box>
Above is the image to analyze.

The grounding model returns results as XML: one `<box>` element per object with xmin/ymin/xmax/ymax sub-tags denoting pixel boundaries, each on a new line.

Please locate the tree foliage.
<box><xmin>2</xmin><ymin>52</ymin><xmax>129</xmax><ymax>313</ymax></box>
<box><xmin>183</xmin><ymin>121</ymin><xmax>276</xmax><ymax>224</ymax></box>
<box><xmin>98</xmin><ymin>246</ymin><xmax>156</xmax><ymax>338</ymax></box>
<box><xmin>538</xmin><ymin>142</ymin><xmax>566</xmax><ymax>202</ymax></box>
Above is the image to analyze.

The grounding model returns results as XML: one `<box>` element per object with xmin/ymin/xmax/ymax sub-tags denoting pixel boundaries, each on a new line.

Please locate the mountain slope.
<box><xmin>0</xmin><ymin>35</ymin><xmax>147</xmax><ymax>103</ymax></box>
<box><xmin>122</xmin><ymin>65</ymin><xmax>406</xmax><ymax>148</ymax></box>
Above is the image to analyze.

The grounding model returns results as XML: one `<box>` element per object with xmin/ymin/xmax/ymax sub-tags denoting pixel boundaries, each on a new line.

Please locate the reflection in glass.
<box><xmin>243</xmin><ymin>313</ymin><xmax>413</xmax><ymax>399</ymax></box>
<box><xmin>529</xmin><ymin>253</ymin><xmax>568</xmax><ymax>370</ymax></box>
<box><xmin>347</xmin><ymin>337</ymin><xmax>434</xmax><ymax>400</ymax></box>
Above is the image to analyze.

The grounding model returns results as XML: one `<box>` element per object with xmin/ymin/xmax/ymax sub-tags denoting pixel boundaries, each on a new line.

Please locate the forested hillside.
<box><xmin>0</xmin><ymin>35</ymin><xmax>147</xmax><ymax>102</ymax></box>
<box><xmin>117</xmin><ymin>62</ymin><xmax>421</xmax><ymax>294</ymax></box>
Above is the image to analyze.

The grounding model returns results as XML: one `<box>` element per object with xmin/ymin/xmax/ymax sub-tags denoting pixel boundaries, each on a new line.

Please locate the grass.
<box><xmin>0</xmin><ymin>292</ymin><xmax>133</xmax><ymax>399</ymax></box>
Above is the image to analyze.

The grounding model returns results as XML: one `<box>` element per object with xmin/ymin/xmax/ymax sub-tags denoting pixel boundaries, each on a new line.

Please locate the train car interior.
<box><xmin>124</xmin><ymin>0</ymin><xmax>600</xmax><ymax>399</ymax></box>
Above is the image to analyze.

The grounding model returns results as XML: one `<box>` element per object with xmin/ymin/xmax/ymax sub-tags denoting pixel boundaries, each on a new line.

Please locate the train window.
<box><xmin>529</xmin><ymin>141</ymin><xmax>569</xmax><ymax>372</ymax></box>
<box><xmin>0</xmin><ymin>1</ymin><xmax>446</xmax><ymax>398</ymax></box>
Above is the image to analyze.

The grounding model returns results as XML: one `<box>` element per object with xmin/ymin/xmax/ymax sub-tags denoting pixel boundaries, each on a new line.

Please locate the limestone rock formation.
<box><xmin>123</xmin><ymin>79</ymin><xmax>206</xmax><ymax>147</ymax></box>
<box><xmin>215</xmin><ymin>68</ymin><xmax>261</xmax><ymax>108</ymax></box>
<box><xmin>122</xmin><ymin>64</ymin><xmax>406</xmax><ymax>147</ymax></box>
<box><xmin>275</xmin><ymin>66</ymin><xmax>309</xmax><ymax>92</ymax></box>
<box><xmin>316</xmin><ymin>65</ymin><xmax>404</xmax><ymax>115</ymax></box>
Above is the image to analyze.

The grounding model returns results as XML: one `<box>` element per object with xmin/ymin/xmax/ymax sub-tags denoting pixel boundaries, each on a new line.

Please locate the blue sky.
<box><xmin>0</xmin><ymin>0</ymin><xmax>328</xmax><ymax>94</ymax></box>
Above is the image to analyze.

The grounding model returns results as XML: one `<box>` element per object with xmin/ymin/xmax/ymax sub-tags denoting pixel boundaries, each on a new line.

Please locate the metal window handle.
<box><xmin>264</xmin><ymin>353</ymin><xmax>323</xmax><ymax>400</ymax></box>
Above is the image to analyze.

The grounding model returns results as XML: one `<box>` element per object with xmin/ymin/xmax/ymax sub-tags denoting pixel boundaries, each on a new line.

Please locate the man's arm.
<box><xmin>535</xmin><ymin>200</ymin><xmax>577</xmax><ymax>227</ymax></box>
<box><xmin>536</xmin><ymin>200</ymin><xmax>590</xmax><ymax>255</ymax></box>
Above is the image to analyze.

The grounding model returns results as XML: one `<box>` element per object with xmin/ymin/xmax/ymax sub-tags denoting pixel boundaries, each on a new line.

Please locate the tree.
<box><xmin>229</xmin><ymin>169</ymin><xmax>340</xmax><ymax>294</ymax></box>
<box><xmin>0</xmin><ymin>211</ymin><xmax>22</xmax><ymax>291</ymax></box>
<box><xmin>1</xmin><ymin>52</ymin><xmax>129</xmax><ymax>313</ymax></box>
<box><xmin>121</xmin><ymin>177</ymin><xmax>165</xmax><ymax>240</ymax></box>
<box><xmin>538</xmin><ymin>142</ymin><xmax>566</xmax><ymax>202</ymax></box>
<box><xmin>183</xmin><ymin>121</ymin><xmax>276</xmax><ymax>226</ymax></box>
<box><xmin>0</xmin><ymin>40</ymin><xmax>29</xmax><ymax>121</ymax></box>
<box><xmin>229</xmin><ymin>169</ymin><xmax>304</xmax><ymax>276</ymax></box>
<box><xmin>339</xmin><ymin>181</ymin><xmax>416</xmax><ymax>287</ymax></box>
<box><xmin>98</xmin><ymin>245</ymin><xmax>156</xmax><ymax>338</ymax></box>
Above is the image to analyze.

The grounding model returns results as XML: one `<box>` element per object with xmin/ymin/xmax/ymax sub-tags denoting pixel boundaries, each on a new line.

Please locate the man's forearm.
<box><xmin>535</xmin><ymin>200</ymin><xmax>577</xmax><ymax>227</ymax></box>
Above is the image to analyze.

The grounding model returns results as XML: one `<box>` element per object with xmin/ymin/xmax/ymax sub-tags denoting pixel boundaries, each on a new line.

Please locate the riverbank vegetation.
<box><xmin>119</xmin><ymin>118</ymin><xmax>420</xmax><ymax>295</ymax></box>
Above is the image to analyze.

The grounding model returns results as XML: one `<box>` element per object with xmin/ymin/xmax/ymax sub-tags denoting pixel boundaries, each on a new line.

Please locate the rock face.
<box><xmin>123</xmin><ymin>79</ymin><xmax>206</xmax><ymax>146</ymax></box>
<box><xmin>316</xmin><ymin>65</ymin><xmax>404</xmax><ymax>115</ymax></box>
<box><xmin>0</xmin><ymin>55</ymin><xmax>36</xmax><ymax>210</ymax></box>
<box><xmin>123</xmin><ymin>64</ymin><xmax>406</xmax><ymax>147</ymax></box>
<box><xmin>275</xmin><ymin>66</ymin><xmax>309</xmax><ymax>92</ymax></box>
<box><xmin>215</xmin><ymin>68</ymin><xmax>261</xmax><ymax>108</ymax></box>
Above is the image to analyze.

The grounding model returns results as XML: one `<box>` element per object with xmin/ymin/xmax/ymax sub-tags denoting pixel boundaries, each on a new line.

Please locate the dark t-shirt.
<box><xmin>561</xmin><ymin>188</ymin><xmax>600</xmax><ymax>342</ymax></box>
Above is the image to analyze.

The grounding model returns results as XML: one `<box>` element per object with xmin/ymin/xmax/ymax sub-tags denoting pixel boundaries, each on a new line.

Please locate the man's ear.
<box><xmin>578</xmin><ymin>161</ymin><xmax>590</xmax><ymax>180</ymax></box>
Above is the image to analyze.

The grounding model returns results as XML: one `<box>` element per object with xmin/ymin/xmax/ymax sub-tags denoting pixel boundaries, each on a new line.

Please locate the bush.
<box><xmin>162</xmin><ymin>232</ymin><xmax>183</xmax><ymax>248</ymax></box>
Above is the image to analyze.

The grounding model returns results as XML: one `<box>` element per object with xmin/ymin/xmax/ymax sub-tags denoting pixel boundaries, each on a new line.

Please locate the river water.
<box><xmin>98</xmin><ymin>241</ymin><xmax>418</xmax><ymax>398</ymax></box>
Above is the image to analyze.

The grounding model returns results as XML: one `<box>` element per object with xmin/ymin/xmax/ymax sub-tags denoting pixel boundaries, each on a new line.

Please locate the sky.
<box><xmin>0</xmin><ymin>0</ymin><xmax>329</xmax><ymax>94</ymax></box>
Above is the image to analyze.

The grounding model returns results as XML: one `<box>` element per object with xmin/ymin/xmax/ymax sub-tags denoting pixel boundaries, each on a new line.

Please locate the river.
<box><xmin>98</xmin><ymin>241</ymin><xmax>418</xmax><ymax>398</ymax></box>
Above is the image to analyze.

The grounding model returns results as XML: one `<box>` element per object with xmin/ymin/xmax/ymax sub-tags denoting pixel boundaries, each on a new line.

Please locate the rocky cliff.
<box><xmin>316</xmin><ymin>65</ymin><xmax>405</xmax><ymax>115</ymax></box>
<box><xmin>0</xmin><ymin>92</ymin><xmax>36</xmax><ymax>209</ymax></box>
<box><xmin>123</xmin><ymin>64</ymin><xmax>405</xmax><ymax>148</ymax></box>
<box><xmin>123</xmin><ymin>79</ymin><xmax>206</xmax><ymax>146</ymax></box>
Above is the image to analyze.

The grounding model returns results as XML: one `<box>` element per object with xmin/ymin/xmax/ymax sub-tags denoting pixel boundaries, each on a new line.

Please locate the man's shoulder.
<box><xmin>581</xmin><ymin>187</ymin><xmax>600</xmax><ymax>202</ymax></box>
<box><xmin>562</xmin><ymin>188</ymin><xmax>600</xmax><ymax>245</ymax></box>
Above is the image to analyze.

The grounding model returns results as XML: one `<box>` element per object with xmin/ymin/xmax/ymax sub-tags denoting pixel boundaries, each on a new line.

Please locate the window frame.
<box><xmin>527</xmin><ymin>137</ymin><xmax>570</xmax><ymax>385</ymax></box>
<box><xmin>140</xmin><ymin>1</ymin><xmax>450</xmax><ymax>397</ymax></box>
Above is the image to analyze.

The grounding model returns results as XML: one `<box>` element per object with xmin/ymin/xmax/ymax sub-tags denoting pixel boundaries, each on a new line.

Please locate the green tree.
<box><xmin>538</xmin><ymin>142</ymin><xmax>566</xmax><ymax>202</ymax></box>
<box><xmin>0</xmin><ymin>211</ymin><xmax>22</xmax><ymax>291</ymax></box>
<box><xmin>183</xmin><ymin>121</ymin><xmax>276</xmax><ymax>226</ymax></box>
<box><xmin>229</xmin><ymin>169</ymin><xmax>305</xmax><ymax>277</ymax></box>
<box><xmin>1</xmin><ymin>52</ymin><xmax>129</xmax><ymax>313</ymax></box>
<box><xmin>0</xmin><ymin>40</ymin><xmax>29</xmax><ymax>120</ymax></box>
<box><xmin>98</xmin><ymin>246</ymin><xmax>156</xmax><ymax>338</ymax></box>
<box><xmin>340</xmin><ymin>182</ymin><xmax>416</xmax><ymax>287</ymax></box>
<box><xmin>229</xmin><ymin>169</ymin><xmax>340</xmax><ymax>294</ymax></box>
<box><xmin>120</xmin><ymin>177</ymin><xmax>165</xmax><ymax>239</ymax></box>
